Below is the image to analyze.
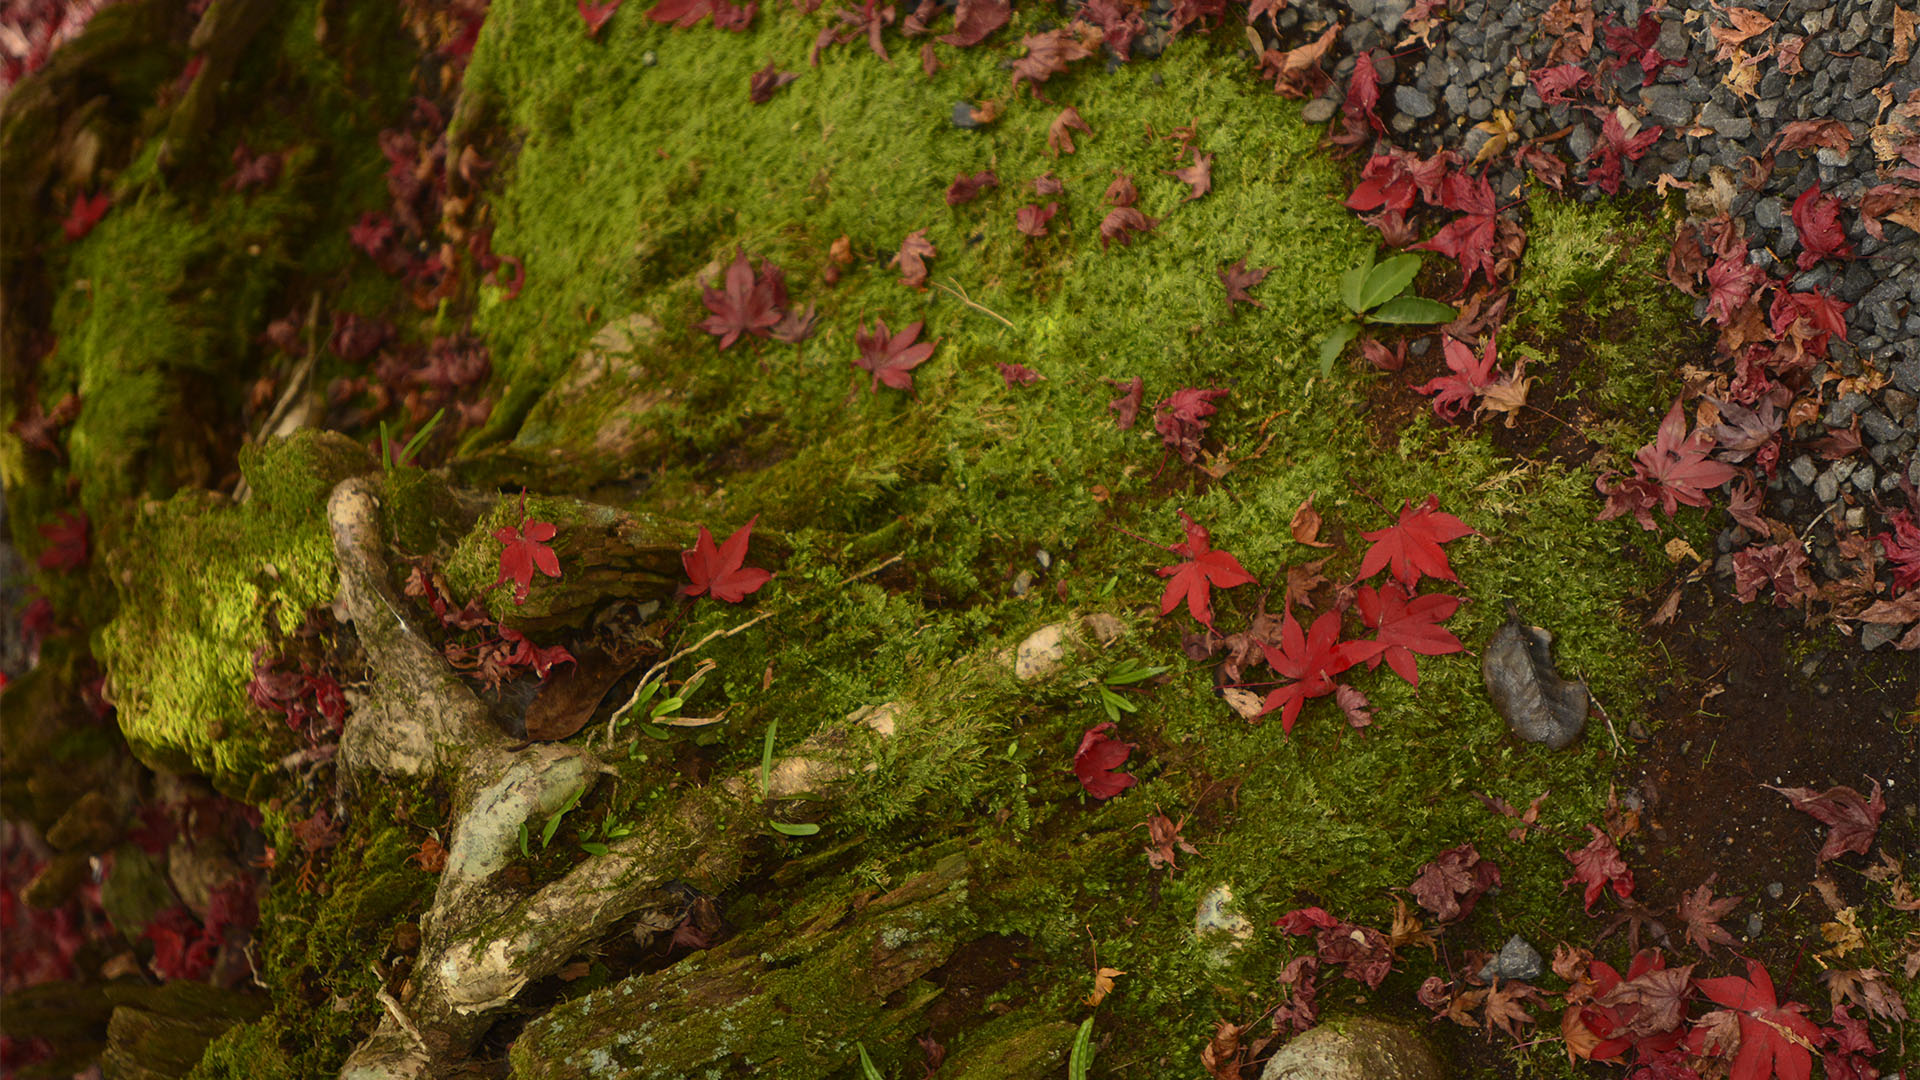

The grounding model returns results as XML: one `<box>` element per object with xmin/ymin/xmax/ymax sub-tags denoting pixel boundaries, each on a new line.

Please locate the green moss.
<box><xmin>95</xmin><ymin>431</ymin><xmax>371</xmax><ymax>796</ymax></box>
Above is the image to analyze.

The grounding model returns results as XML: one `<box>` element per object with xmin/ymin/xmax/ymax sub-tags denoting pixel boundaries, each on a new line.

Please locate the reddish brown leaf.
<box><xmin>891</xmin><ymin>228</ymin><xmax>937</xmax><ymax>287</ymax></box>
<box><xmin>1156</xmin><ymin>511</ymin><xmax>1257</xmax><ymax>628</ymax></box>
<box><xmin>1163</xmin><ymin>150</ymin><xmax>1212</xmax><ymax>201</ymax></box>
<box><xmin>1791</xmin><ymin>183</ymin><xmax>1855</xmax><ymax>270</ymax></box>
<box><xmin>1073</xmin><ymin>721</ymin><xmax>1136</xmax><ymax>798</ymax></box>
<box><xmin>852</xmin><ymin>318</ymin><xmax>937</xmax><ymax>393</ymax></box>
<box><xmin>936</xmin><ymin>0</ymin><xmax>1007</xmax><ymax>45</ymax></box>
<box><xmin>945</xmin><ymin>168</ymin><xmax>999</xmax><ymax>206</ymax></box>
<box><xmin>1564</xmin><ymin>824</ymin><xmax>1634</xmax><ymax>913</ymax></box>
<box><xmin>748</xmin><ymin>62</ymin><xmax>798</xmax><ymax>103</ymax></box>
<box><xmin>1015</xmin><ymin>202</ymin><xmax>1059</xmax><ymax>237</ymax></box>
<box><xmin>1048</xmin><ymin>106</ymin><xmax>1092</xmax><ymax>156</ymax></box>
<box><xmin>1408</xmin><ymin>842</ymin><xmax>1501</xmax><ymax>922</ymax></box>
<box><xmin>1675</xmin><ymin>876</ymin><xmax>1742</xmax><ymax>955</ymax></box>
<box><xmin>1107</xmin><ymin>375</ymin><xmax>1143</xmax><ymax>429</ymax></box>
<box><xmin>1288</xmin><ymin>494</ymin><xmax>1333</xmax><ymax>547</ymax></box>
<box><xmin>1153</xmin><ymin>386</ymin><xmax>1228</xmax><ymax>464</ymax></box>
<box><xmin>1217</xmin><ymin>257</ymin><xmax>1270</xmax><ymax>310</ymax></box>
<box><xmin>1764</xmin><ymin>781</ymin><xmax>1886</xmax><ymax>863</ymax></box>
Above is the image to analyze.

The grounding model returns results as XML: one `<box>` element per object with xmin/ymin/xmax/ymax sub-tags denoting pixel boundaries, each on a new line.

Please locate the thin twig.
<box><xmin>933</xmin><ymin>276</ymin><xmax>1015</xmax><ymax>329</ymax></box>
<box><xmin>373</xmin><ymin>966</ymin><xmax>428</xmax><ymax>1050</ymax></box>
<box><xmin>1588</xmin><ymin>689</ymin><xmax>1623</xmax><ymax>755</ymax></box>
<box><xmin>841</xmin><ymin>553</ymin><xmax>903</xmax><ymax>586</ymax></box>
<box><xmin>605</xmin><ymin>610</ymin><xmax>776</xmax><ymax>743</ymax></box>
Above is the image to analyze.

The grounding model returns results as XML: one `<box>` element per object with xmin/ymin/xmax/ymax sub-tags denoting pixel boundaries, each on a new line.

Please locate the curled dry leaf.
<box><xmin>1288</xmin><ymin>494</ymin><xmax>1334</xmax><ymax>547</ymax></box>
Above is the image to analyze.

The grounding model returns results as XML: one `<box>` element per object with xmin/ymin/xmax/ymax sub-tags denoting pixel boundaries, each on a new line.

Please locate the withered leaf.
<box><xmin>525</xmin><ymin>649</ymin><xmax>644</xmax><ymax>741</ymax></box>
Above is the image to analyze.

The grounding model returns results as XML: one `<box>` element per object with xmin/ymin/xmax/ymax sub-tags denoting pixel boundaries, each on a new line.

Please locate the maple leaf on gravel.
<box><xmin>700</xmin><ymin>247</ymin><xmax>782</xmax><ymax>348</ymax></box>
<box><xmin>891</xmin><ymin>228</ymin><xmax>937</xmax><ymax>288</ymax></box>
<box><xmin>852</xmin><ymin>318</ymin><xmax>937</xmax><ymax>392</ymax></box>
<box><xmin>1596</xmin><ymin>400</ymin><xmax>1740</xmax><ymax>530</ymax></box>
<box><xmin>1528</xmin><ymin>63</ymin><xmax>1592</xmax><ymax>105</ymax></box>
<box><xmin>1353</xmin><ymin>583</ymin><xmax>1463</xmax><ymax>686</ymax></box>
<box><xmin>1258</xmin><ymin>608</ymin><xmax>1372</xmax><ymax>733</ymax></box>
<box><xmin>1876</xmin><ymin>509</ymin><xmax>1920</xmax><ymax>594</ymax></box>
<box><xmin>1163</xmin><ymin>150</ymin><xmax>1212</xmax><ymax>201</ymax></box>
<box><xmin>1217</xmin><ymin>257</ymin><xmax>1271</xmax><ymax>310</ymax></box>
<box><xmin>578</xmin><ymin>0</ymin><xmax>622</xmax><ymax>35</ymax></box>
<box><xmin>1414</xmin><ymin>172</ymin><xmax>1501</xmax><ymax>287</ymax></box>
<box><xmin>1676</xmin><ymin>876</ymin><xmax>1743</xmax><ymax>956</ymax></box>
<box><xmin>1358</xmin><ymin>494</ymin><xmax>1473</xmax><ymax>590</ymax></box>
<box><xmin>1153</xmin><ymin>386</ymin><xmax>1228</xmax><ymax>463</ymax></box>
<box><xmin>945</xmin><ymin>169</ymin><xmax>998</xmax><ymax>205</ymax></box>
<box><xmin>1408</xmin><ymin>842</ymin><xmax>1501</xmax><ymax>922</ymax></box>
<box><xmin>1415</xmin><ymin>334</ymin><xmax>1501</xmax><ymax>419</ymax></box>
<box><xmin>1336</xmin><ymin>51</ymin><xmax>1386</xmax><ymax>140</ymax></box>
<box><xmin>1791</xmin><ymin>183</ymin><xmax>1854</xmax><ymax>270</ymax></box>
<box><xmin>1704</xmin><ymin>254</ymin><xmax>1766</xmax><ymax>326</ymax></box>
<box><xmin>1564</xmin><ymin>825</ymin><xmax>1634</xmax><ymax>913</ymax></box>
<box><xmin>1155</xmin><ymin>511</ymin><xmax>1256</xmax><ymax>628</ymax></box>
<box><xmin>1764</xmin><ymin>781</ymin><xmax>1885</xmax><ymax>863</ymax></box>
<box><xmin>680</xmin><ymin>516</ymin><xmax>772</xmax><ymax>603</ymax></box>
<box><xmin>63</xmin><ymin>190</ymin><xmax>111</xmax><ymax>242</ymax></box>
<box><xmin>1014</xmin><ymin>202</ymin><xmax>1059</xmax><ymax>237</ymax></box>
<box><xmin>1047</xmin><ymin>106</ymin><xmax>1092</xmax><ymax>155</ymax></box>
<box><xmin>1688</xmin><ymin>959</ymin><xmax>1824</xmax><ymax>1080</ymax></box>
<box><xmin>495</xmin><ymin>508</ymin><xmax>562</xmax><ymax>604</ymax></box>
<box><xmin>1073</xmin><ymin>721</ymin><xmax>1136</xmax><ymax>798</ymax></box>
<box><xmin>1583</xmin><ymin>109</ymin><xmax>1662</xmax><ymax>195</ymax></box>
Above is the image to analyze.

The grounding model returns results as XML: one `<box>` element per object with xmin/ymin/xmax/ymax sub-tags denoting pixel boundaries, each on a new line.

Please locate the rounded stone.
<box><xmin>1260</xmin><ymin>1019</ymin><xmax>1446</xmax><ymax>1080</ymax></box>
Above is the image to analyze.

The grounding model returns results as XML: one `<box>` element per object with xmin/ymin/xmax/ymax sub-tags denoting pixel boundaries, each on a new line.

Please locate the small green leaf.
<box><xmin>1068</xmin><ymin>1017</ymin><xmax>1096</xmax><ymax>1080</ymax></box>
<box><xmin>398</xmin><ymin>408</ymin><xmax>445</xmax><ymax>465</ymax></box>
<box><xmin>1318</xmin><ymin>322</ymin><xmax>1361</xmax><ymax>376</ymax></box>
<box><xmin>1359</xmin><ymin>253</ymin><xmax>1423</xmax><ymax>312</ymax></box>
<box><xmin>517</xmin><ymin>822</ymin><xmax>530</xmax><ymax>858</ymax></box>
<box><xmin>638</xmin><ymin>721</ymin><xmax>670</xmax><ymax>740</ymax></box>
<box><xmin>856</xmin><ymin>1043</ymin><xmax>885</xmax><ymax>1080</ymax></box>
<box><xmin>1338</xmin><ymin>265</ymin><xmax>1369</xmax><ymax>315</ymax></box>
<box><xmin>769</xmin><ymin>821</ymin><xmax>821</xmax><ymax>836</ymax></box>
<box><xmin>541</xmin><ymin>781</ymin><xmax>589</xmax><ymax>849</ymax></box>
<box><xmin>1367</xmin><ymin>296</ymin><xmax>1457</xmax><ymax>325</ymax></box>
<box><xmin>650</xmin><ymin>696</ymin><xmax>684</xmax><ymax>719</ymax></box>
<box><xmin>1104</xmin><ymin>661</ymin><xmax>1168</xmax><ymax>685</ymax></box>
<box><xmin>579</xmin><ymin>841</ymin><xmax>610</xmax><ymax>856</ymax></box>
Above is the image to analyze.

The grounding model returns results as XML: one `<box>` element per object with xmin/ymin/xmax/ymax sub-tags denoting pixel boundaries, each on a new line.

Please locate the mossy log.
<box><xmin>509</xmin><ymin>851</ymin><xmax>1054</xmax><ymax>1080</ymax></box>
<box><xmin>98</xmin><ymin>982</ymin><xmax>267</xmax><ymax>1080</ymax></box>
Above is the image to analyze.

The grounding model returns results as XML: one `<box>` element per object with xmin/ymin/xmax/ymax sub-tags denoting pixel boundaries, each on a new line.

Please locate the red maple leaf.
<box><xmin>1528</xmin><ymin>63</ymin><xmax>1592</xmax><ymax>105</ymax></box>
<box><xmin>679</xmin><ymin>516</ymin><xmax>772</xmax><ymax>603</ymax></box>
<box><xmin>1703</xmin><ymin>254</ymin><xmax>1766</xmax><ymax>326</ymax></box>
<box><xmin>1353</xmin><ymin>582</ymin><xmax>1463</xmax><ymax>686</ymax></box>
<box><xmin>945</xmin><ymin>169</ymin><xmax>999</xmax><ymax>206</ymax></box>
<box><xmin>1258</xmin><ymin>608</ymin><xmax>1370</xmax><ymax>733</ymax></box>
<box><xmin>1768</xmin><ymin>288</ymin><xmax>1849</xmax><ymax>361</ymax></box>
<box><xmin>852</xmin><ymin>318</ymin><xmax>937</xmax><ymax>392</ymax></box>
<box><xmin>578</xmin><ymin>0</ymin><xmax>622</xmax><ymax>34</ymax></box>
<box><xmin>1876</xmin><ymin>509</ymin><xmax>1920</xmax><ymax>595</ymax></box>
<box><xmin>1415</xmin><ymin>334</ymin><xmax>1501</xmax><ymax>420</ymax></box>
<box><xmin>1582</xmin><ymin>110</ymin><xmax>1661</xmax><ymax>195</ymax></box>
<box><xmin>1791</xmin><ymin>183</ymin><xmax>1854</xmax><ymax>270</ymax></box>
<box><xmin>1015</xmin><ymin>202</ymin><xmax>1059</xmax><ymax>237</ymax></box>
<box><xmin>1576</xmin><ymin>949</ymin><xmax>1691</xmax><ymax>1062</ymax></box>
<box><xmin>1408</xmin><ymin>842</ymin><xmax>1501</xmax><ymax>922</ymax></box>
<box><xmin>1676</xmin><ymin>876</ymin><xmax>1742</xmax><ymax>956</ymax></box>
<box><xmin>498</xmin><ymin>626</ymin><xmax>577</xmax><ymax>678</ymax></box>
<box><xmin>1155</xmin><ymin>511</ymin><xmax>1256</xmax><ymax>628</ymax></box>
<box><xmin>1763</xmin><ymin>781</ymin><xmax>1884</xmax><ymax>863</ymax></box>
<box><xmin>1153</xmin><ymin>386</ymin><xmax>1229</xmax><ymax>464</ymax></box>
<box><xmin>63</xmin><ymin>190</ymin><xmax>111</xmax><ymax>242</ymax></box>
<box><xmin>1357</xmin><ymin>494</ymin><xmax>1474</xmax><ymax>590</ymax></box>
<box><xmin>35</xmin><ymin>511</ymin><xmax>89</xmax><ymax>573</ymax></box>
<box><xmin>1338</xmin><ymin>51</ymin><xmax>1385</xmax><ymax>138</ymax></box>
<box><xmin>1564</xmin><ymin>824</ymin><xmax>1634</xmax><ymax>913</ymax></box>
<box><xmin>494</xmin><ymin>509</ymin><xmax>563</xmax><ymax>605</ymax></box>
<box><xmin>699</xmin><ymin>248</ymin><xmax>782</xmax><ymax>348</ymax></box>
<box><xmin>1073</xmin><ymin>721</ymin><xmax>1136</xmax><ymax>798</ymax></box>
<box><xmin>1414</xmin><ymin>173</ymin><xmax>1501</xmax><ymax>287</ymax></box>
<box><xmin>1597</xmin><ymin>400</ymin><xmax>1740</xmax><ymax>529</ymax></box>
<box><xmin>1107</xmin><ymin>376</ymin><xmax>1143</xmax><ymax>429</ymax></box>
<box><xmin>648</xmin><ymin>0</ymin><xmax>714</xmax><ymax>27</ymax></box>
<box><xmin>1689</xmin><ymin>960</ymin><xmax>1824</xmax><ymax>1080</ymax></box>
<box><xmin>1099</xmin><ymin>206</ymin><xmax>1157</xmax><ymax>249</ymax></box>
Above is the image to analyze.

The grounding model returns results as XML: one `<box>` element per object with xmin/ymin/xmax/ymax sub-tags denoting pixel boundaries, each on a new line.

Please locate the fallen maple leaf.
<box><xmin>1529</xmin><ymin>62</ymin><xmax>1592</xmax><ymax>105</ymax></box>
<box><xmin>1408</xmin><ymin>842</ymin><xmax>1500</xmax><ymax>922</ymax></box>
<box><xmin>1597</xmin><ymin>400</ymin><xmax>1741</xmax><ymax>530</ymax></box>
<box><xmin>1477</xmin><ymin>358</ymin><xmax>1534</xmax><ymax>427</ymax></box>
<box><xmin>1015</xmin><ymin>202</ymin><xmax>1058</xmax><ymax>237</ymax></box>
<box><xmin>997</xmin><ymin>362</ymin><xmax>1040</xmax><ymax>387</ymax></box>
<box><xmin>407</xmin><ymin>836</ymin><xmax>448</xmax><ymax>872</ymax></box>
<box><xmin>1258</xmin><ymin>608</ymin><xmax>1371</xmax><ymax>733</ymax></box>
<box><xmin>679</xmin><ymin>516</ymin><xmax>772</xmax><ymax>603</ymax></box>
<box><xmin>1791</xmin><ymin>183</ymin><xmax>1855</xmax><ymax>270</ymax></box>
<box><xmin>1357</xmin><ymin>494</ymin><xmax>1474</xmax><ymax>590</ymax></box>
<box><xmin>578</xmin><ymin>0</ymin><xmax>623</xmax><ymax>35</ymax></box>
<box><xmin>1142</xmin><ymin>810</ymin><xmax>1198</xmax><ymax>870</ymax></box>
<box><xmin>1073</xmin><ymin>721</ymin><xmax>1136</xmax><ymax>798</ymax></box>
<box><xmin>1164</xmin><ymin>150</ymin><xmax>1212</xmax><ymax>201</ymax></box>
<box><xmin>1048</xmin><ymin>106</ymin><xmax>1092</xmax><ymax>155</ymax></box>
<box><xmin>1153</xmin><ymin>387</ymin><xmax>1228</xmax><ymax>464</ymax></box>
<box><xmin>1010</xmin><ymin>21</ymin><xmax>1101</xmax><ymax>98</ymax></box>
<box><xmin>699</xmin><ymin>247</ymin><xmax>782</xmax><ymax>348</ymax></box>
<box><xmin>648</xmin><ymin>0</ymin><xmax>714</xmax><ymax>28</ymax></box>
<box><xmin>1676</xmin><ymin>876</ymin><xmax>1742</xmax><ymax>956</ymax></box>
<box><xmin>63</xmin><ymin>190</ymin><xmax>111</xmax><ymax>242</ymax></box>
<box><xmin>1414</xmin><ymin>173</ymin><xmax>1502</xmax><ymax>287</ymax></box>
<box><xmin>1876</xmin><ymin>509</ymin><xmax>1920</xmax><ymax>595</ymax></box>
<box><xmin>748</xmin><ymin>62</ymin><xmax>798</xmax><ymax>103</ymax></box>
<box><xmin>1689</xmin><ymin>959</ymin><xmax>1823</xmax><ymax>1080</ymax></box>
<box><xmin>1259</xmin><ymin>23</ymin><xmax>1336</xmax><ymax>97</ymax></box>
<box><xmin>1764</xmin><ymin>781</ymin><xmax>1885</xmax><ymax>863</ymax></box>
<box><xmin>1107</xmin><ymin>375</ymin><xmax>1143</xmax><ymax>429</ymax></box>
<box><xmin>891</xmin><ymin>228</ymin><xmax>937</xmax><ymax>288</ymax></box>
<box><xmin>852</xmin><ymin>318</ymin><xmax>937</xmax><ymax>393</ymax></box>
<box><xmin>936</xmin><ymin>0</ymin><xmax>1008</xmax><ymax>45</ymax></box>
<box><xmin>1083</xmin><ymin>966</ymin><xmax>1125</xmax><ymax>1006</ymax></box>
<box><xmin>945</xmin><ymin>169</ymin><xmax>999</xmax><ymax>206</ymax></box>
<box><xmin>1415</xmin><ymin>335</ymin><xmax>1501</xmax><ymax>420</ymax></box>
<box><xmin>1710</xmin><ymin>6</ymin><xmax>1774</xmax><ymax>62</ymax></box>
<box><xmin>1218</xmin><ymin>257</ymin><xmax>1271</xmax><ymax>310</ymax></box>
<box><xmin>35</xmin><ymin>511</ymin><xmax>89</xmax><ymax>573</ymax></box>
<box><xmin>1353</xmin><ymin>582</ymin><xmax>1463</xmax><ymax>686</ymax></box>
<box><xmin>1564</xmin><ymin>825</ymin><xmax>1634</xmax><ymax>913</ymax></box>
<box><xmin>1583</xmin><ymin>109</ymin><xmax>1662</xmax><ymax>195</ymax></box>
<box><xmin>1156</xmin><ymin>511</ymin><xmax>1256</xmax><ymax>629</ymax></box>
<box><xmin>1288</xmin><ymin>494</ymin><xmax>1334</xmax><ymax>548</ymax></box>
<box><xmin>1099</xmin><ymin>206</ymin><xmax>1157</xmax><ymax>249</ymax></box>
<box><xmin>495</xmin><ymin>506</ymin><xmax>563</xmax><ymax>604</ymax></box>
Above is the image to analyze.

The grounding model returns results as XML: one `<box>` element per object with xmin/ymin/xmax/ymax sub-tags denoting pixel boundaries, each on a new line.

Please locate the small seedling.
<box><xmin>539</xmin><ymin>781</ymin><xmax>589</xmax><ymax>850</ymax></box>
<box><xmin>378</xmin><ymin>407</ymin><xmax>445</xmax><ymax>472</ymax></box>
<box><xmin>759</xmin><ymin>718</ymin><xmax>821</xmax><ymax>837</ymax></box>
<box><xmin>1068</xmin><ymin>1016</ymin><xmax>1096</xmax><ymax>1080</ymax></box>
<box><xmin>1093</xmin><ymin>659</ymin><xmax>1169</xmax><ymax>722</ymax></box>
<box><xmin>1317</xmin><ymin>249</ymin><xmax>1456</xmax><ymax>375</ymax></box>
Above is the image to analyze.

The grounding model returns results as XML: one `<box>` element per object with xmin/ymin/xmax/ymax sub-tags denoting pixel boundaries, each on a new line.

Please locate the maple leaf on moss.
<box><xmin>1155</xmin><ymin>511</ymin><xmax>1256</xmax><ymax>628</ymax></box>
<box><xmin>36</xmin><ymin>511</ymin><xmax>89</xmax><ymax>573</ymax></box>
<box><xmin>494</xmin><ymin>512</ymin><xmax>562</xmax><ymax>605</ymax></box>
<box><xmin>578</xmin><ymin>0</ymin><xmax>622</xmax><ymax>35</ymax></box>
<box><xmin>852</xmin><ymin>318</ymin><xmax>937</xmax><ymax>392</ymax></box>
<box><xmin>1354</xmin><ymin>582</ymin><xmax>1462</xmax><ymax>686</ymax></box>
<box><xmin>1015</xmin><ymin>202</ymin><xmax>1059</xmax><ymax>237</ymax></box>
<box><xmin>1413</xmin><ymin>173</ymin><xmax>1501</xmax><ymax>287</ymax></box>
<box><xmin>891</xmin><ymin>228</ymin><xmax>937</xmax><ymax>288</ymax></box>
<box><xmin>945</xmin><ymin>169</ymin><xmax>999</xmax><ymax>206</ymax></box>
<box><xmin>63</xmin><ymin>190</ymin><xmax>110</xmax><ymax>242</ymax></box>
<box><xmin>699</xmin><ymin>248</ymin><xmax>782</xmax><ymax>348</ymax></box>
<box><xmin>1047</xmin><ymin>106</ymin><xmax>1092</xmax><ymax>155</ymax></box>
<box><xmin>1153</xmin><ymin>386</ymin><xmax>1228</xmax><ymax>463</ymax></box>
<box><xmin>1217</xmin><ymin>257</ymin><xmax>1271</xmax><ymax>310</ymax></box>
<box><xmin>1163</xmin><ymin>150</ymin><xmax>1212</xmax><ymax>201</ymax></box>
<box><xmin>1563</xmin><ymin>825</ymin><xmax>1634</xmax><ymax>913</ymax></box>
<box><xmin>1258</xmin><ymin>608</ymin><xmax>1370</xmax><ymax>733</ymax></box>
<box><xmin>1357</xmin><ymin>495</ymin><xmax>1473</xmax><ymax>589</ymax></box>
<box><xmin>1597</xmin><ymin>400</ymin><xmax>1740</xmax><ymax>530</ymax></box>
<box><xmin>680</xmin><ymin>517</ymin><xmax>772</xmax><ymax>603</ymax></box>
<box><xmin>1073</xmin><ymin>721</ymin><xmax>1136</xmax><ymax>799</ymax></box>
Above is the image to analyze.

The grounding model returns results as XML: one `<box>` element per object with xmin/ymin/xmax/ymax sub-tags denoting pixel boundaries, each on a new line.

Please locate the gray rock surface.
<box><xmin>1260</xmin><ymin>1019</ymin><xmax>1446</xmax><ymax>1080</ymax></box>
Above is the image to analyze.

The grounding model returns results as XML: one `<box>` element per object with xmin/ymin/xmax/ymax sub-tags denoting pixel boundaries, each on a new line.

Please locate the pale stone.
<box><xmin>1260</xmin><ymin>1018</ymin><xmax>1446</xmax><ymax>1080</ymax></box>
